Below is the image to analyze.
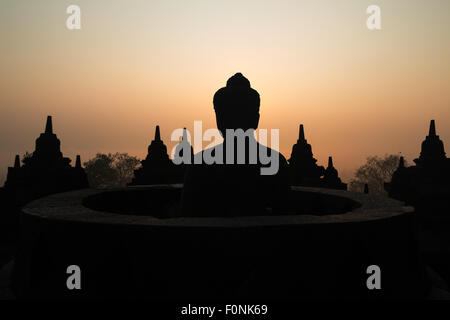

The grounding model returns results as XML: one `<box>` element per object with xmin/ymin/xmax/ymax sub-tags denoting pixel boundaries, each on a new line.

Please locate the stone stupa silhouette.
<box><xmin>4</xmin><ymin>116</ymin><xmax>88</xmax><ymax>205</ymax></box>
<box><xmin>288</xmin><ymin>124</ymin><xmax>325</xmax><ymax>187</ymax></box>
<box><xmin>386</xmin><ymin>119</ymin><xmax>450</xmax><ymax>215</ymax></box>
<box><xmin>322</xmin><ymin>156</ymin><xmax>347</xmax><ymax>190</ymax></box>
<box><xmin>129</xmin><ymin>125</ymin><xmax>189</xmax><ymax>185</ymax></box>
<box><xmin>288</xmin><ymin>124</ymin><xmax>346</xmax><ymax>190</ymax></box>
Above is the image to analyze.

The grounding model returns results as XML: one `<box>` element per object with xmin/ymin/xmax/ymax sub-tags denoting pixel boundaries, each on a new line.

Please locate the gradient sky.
<box><xmin>1</xmin><ymin>0</ymin><xmax>450</xmax><ymax>184</ymax></box>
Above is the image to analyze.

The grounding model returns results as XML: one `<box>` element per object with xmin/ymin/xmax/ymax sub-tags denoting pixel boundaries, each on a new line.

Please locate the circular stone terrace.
<box><xmin>12</xmin><ymin>185</ymin><xmax>429</xmax><ymax>299</ymax></box>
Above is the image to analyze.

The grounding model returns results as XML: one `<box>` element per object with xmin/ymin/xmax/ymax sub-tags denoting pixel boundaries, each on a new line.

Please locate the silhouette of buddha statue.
<box><xmin>181</xmin><ymin>73</ymin><xmax>290</xmax><ymax>217</ymax></box>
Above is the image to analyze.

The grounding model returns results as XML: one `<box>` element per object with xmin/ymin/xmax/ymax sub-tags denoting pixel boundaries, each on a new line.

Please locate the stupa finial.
<box><xmin>328</xmin><ymin>156</ymin><xmax>333</xmax><ymax>168</ymax></box>
<box><xmin>75</xmin><ymin>155</ymin><xmax>81</xmax><ymax>168</ymax></box>
<box><xmin>45</xmin><ymin>115</ymin><xmax>53</xmax><ymax>134</ymax></box>
<box><xmin>299</xmin><ymin>124</ymin><xmax>305</xmax><ymax>141</ymax></box>
<box><xmin>155</xmin><ymin>125</ymin><xmax>161</xmax><ymax>141</ymax></box>
<box><xmin>14</xmin><ymin>154</ymin><xmax>20</xmax><ymax>168</ymax></box>
<box><xmin>429</xmin><ymin>120</ymin><xmax>436</xmax><ymax>136</ymax></box>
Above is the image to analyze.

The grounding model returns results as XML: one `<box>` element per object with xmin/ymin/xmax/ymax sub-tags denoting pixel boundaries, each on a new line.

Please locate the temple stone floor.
<box><xmin>0</xmin><ymin>243</ymin><xmax>15</xmax><ymax>300</ymax></box>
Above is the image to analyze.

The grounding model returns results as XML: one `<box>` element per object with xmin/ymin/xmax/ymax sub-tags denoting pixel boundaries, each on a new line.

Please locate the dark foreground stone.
<box><xmin>12</xmin><ymin>185</ymin><xmax>428</xmax><ymax>299</ymax></box>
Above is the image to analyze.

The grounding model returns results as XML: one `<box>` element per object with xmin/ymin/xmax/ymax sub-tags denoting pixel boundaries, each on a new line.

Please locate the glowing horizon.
<box><xmin>1</xmin><ymin>0</ymin><xmax>450</xmax><ymax>184</ymax></box>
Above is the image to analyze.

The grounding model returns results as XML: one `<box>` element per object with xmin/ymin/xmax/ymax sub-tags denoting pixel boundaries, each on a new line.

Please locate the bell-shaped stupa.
<box><xmin>130</xmin><ymin>125</ymin><xmax>188</xmax><ymax>185</ymax></box>
<box><xmin>321</xmin><ymin>156</ymin><xmax>347</xmax><ymax>190</ymax></box>
<box><xmin>414</xmin><ymin>120</ymin><xmax>446</xmax><ymax>167</ymax></box>
<box><xmin>288</xmin><ymin>124</ymin><xmax>324</xmax><ymax>186</ymax></box>
<box><xmin>386</xmin><ymin>120</ymin><xmax>450</xmax><ymax>216</ymax></box>
<box><xmin>4</xmin><ymin>116</ymin><xmax>89</xmax><ymax>205</ymax></box>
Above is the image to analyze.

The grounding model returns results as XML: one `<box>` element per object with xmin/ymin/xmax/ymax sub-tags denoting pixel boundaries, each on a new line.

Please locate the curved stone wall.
<box><xmin>12</xmin><ymin>186</ymin><xmax>428</xmax><ymax>299</ymax></box>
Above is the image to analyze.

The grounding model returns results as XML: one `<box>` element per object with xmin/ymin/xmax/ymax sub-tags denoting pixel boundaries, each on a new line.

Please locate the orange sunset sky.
<box><xmin>1</xmin><ymin>0</ymin><xmax>450</xmax><ymax>184</ymax></box>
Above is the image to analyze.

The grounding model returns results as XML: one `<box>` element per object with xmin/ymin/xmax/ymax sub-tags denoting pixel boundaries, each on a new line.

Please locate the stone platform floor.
<box><xmin>0</xmin><ymin>242</ymin><xmax>16</xmax><ymax>300</ymax></box>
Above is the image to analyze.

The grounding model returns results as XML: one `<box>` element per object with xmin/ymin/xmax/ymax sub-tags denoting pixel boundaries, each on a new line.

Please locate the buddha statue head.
<box><xmin>213</xmin><ymin>73</ymin><xmax>260</xmax><ymax>136</ymax></box>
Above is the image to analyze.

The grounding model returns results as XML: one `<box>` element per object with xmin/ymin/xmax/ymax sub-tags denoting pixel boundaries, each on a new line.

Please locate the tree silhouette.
<box><xmin>84</xmin><ymin>153</ymin><xmax>140</xmax><ymax>188</ymax></box>
<box><xmin>113</xmin><ymin>153</ymin><xmax>142</xmax><ymax>186</ymax></box>
<box><xmin>349</xmin><ymin>154</ymin><xmax>406</xmax><ymax>195</ymax></box>
<box><xmin>21</xmin><ymin>151</ymin><xmax>32</xmax><ymax>165</ymax></box>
